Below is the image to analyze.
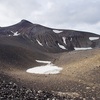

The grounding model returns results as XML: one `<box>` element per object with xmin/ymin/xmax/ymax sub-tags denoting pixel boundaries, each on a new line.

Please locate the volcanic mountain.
<box><xmin>0</xmin><ymin>20</ymin><xmax>100</xmax><ymax>99</ymax></box>
<box><xmin>0</xmin><ymin>19</ymin><xmax>100</xmax><ymax>53</ymax></box>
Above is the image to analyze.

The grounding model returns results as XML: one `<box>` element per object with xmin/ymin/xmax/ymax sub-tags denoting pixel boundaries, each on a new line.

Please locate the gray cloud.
<box><xmin>0</xmin><ymin>0</ymin><xmax>100</xmax><ymax>34</ymax></box>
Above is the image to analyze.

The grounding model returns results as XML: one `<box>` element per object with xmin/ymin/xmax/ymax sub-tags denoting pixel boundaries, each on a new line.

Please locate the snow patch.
<box><xmin>53</xmin><ymin>30</ymin><xmax>63</xmax><ymax>33</ymax></box>
<box><xmin>11</xmin><ymin>31</ymin><xmax>20</xmax><ymax>36</ymax></box>
<box><xmin>70</xmin><ymin>38</ymin><xmax>72</xmax><ymax>41</ymax></box>
<box><xmin>36</xmin><ymin>60</ymin><xmax>51</xmax><ymax>64</ymax></box>
<box><xmin>26</xmin><ymin>65</ymin><xmax>62</xmax><ymax>74</ymax></box>
<box><xmin>62</xmin><ymin>37</ymin><xmax>66</xmax><ymax>44</ymax></box>
<box><xmin>26</xmin><ymin>60</ymin><xmax>63</xmax><ymax>74</ymax></box>
<box><xmin>36</xmin><ymin>40</ymin><xmax>43</xmax><ymax>46</ymax></box>
<box><xmin>8</xmin><ymin>35</ymin><xmax>11</xmax><ymax>36</ymax></box>
<box><xmin>74</xmin><ymin>47</ymin><xmax>92</xmax><ymax>50</ymax></box>
<box><xmin>89</xmin><ymin>37</ymin><xmax>99</xmax><ymax>40</ymax></box>
<box><xmin>58</xmin><ymin>43</ymin><xmax>66</xmax><ymax>49</ymax></box>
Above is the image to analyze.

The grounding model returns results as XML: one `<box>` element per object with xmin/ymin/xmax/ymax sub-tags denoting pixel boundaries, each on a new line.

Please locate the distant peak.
<box><xmin>20</xmin><ymin>19</ymin><xmax>33</xmax><ymax>24</ymax></box>
<box><xmin>17</xmin><ymin>19</ymin><xmax>33</xmax><ymax>27</ymax></box>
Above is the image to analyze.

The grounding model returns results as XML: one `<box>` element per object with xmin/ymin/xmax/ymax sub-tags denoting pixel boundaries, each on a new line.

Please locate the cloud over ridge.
<box><xmin>0</xmin><ymin>0</ymin><xmax>100</xmax><ymax>34</ymax></box>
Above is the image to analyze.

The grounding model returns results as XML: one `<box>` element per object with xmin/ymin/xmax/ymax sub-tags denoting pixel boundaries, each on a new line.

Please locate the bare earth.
<box><xmin>0</xmin><ymin>48</ymin><xmax>100</xmax><ymax>99</ymax></box>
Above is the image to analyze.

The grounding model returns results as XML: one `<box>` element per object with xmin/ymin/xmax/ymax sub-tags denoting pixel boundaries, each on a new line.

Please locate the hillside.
<box><xmin>0</xmin><ymin>20</ymin><xmax>100</xmax><ymax>99</ymax></box>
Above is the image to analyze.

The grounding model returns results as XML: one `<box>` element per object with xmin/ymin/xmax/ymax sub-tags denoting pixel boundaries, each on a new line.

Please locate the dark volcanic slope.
<box><xmin>0</xmin><ymin>20</ymin><xmax>100</xmax><ymax>100</ymax></box>
<box><xmin>0</xmin><ymin>19</ymin><xmax>100</xmax><ymax>69</ymax></box>
<box><xmin>0</xmin><ymin>19</ymin><xmax>100</xmax><ymax>53</ymax></box>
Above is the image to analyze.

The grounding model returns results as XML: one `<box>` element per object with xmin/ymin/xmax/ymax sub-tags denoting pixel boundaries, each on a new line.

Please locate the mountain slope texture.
<box><xmin>0</xmin><ymin>20</ymin><xmax>100</xmax><ymax>100</ymax></box>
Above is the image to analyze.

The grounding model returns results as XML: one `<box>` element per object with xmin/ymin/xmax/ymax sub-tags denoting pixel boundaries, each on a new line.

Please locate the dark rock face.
<box><xmin>0</xmin><ymin>20</ymin><xmax>100</xmax><ymax>53</ymax></box>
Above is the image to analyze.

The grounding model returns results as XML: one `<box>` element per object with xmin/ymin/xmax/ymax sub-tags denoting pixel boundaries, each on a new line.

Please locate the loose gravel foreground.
<box><xmin>0</xmin><ymin>74</ymin><xmax>100</xmax><ymax>100</ymax></box>
<box><xmin>0</xmin><ymin>76</ymin><xmax>80</xmax><ymax>100</ymax></box>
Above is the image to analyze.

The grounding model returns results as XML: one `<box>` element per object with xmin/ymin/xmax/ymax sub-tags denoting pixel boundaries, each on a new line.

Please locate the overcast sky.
<box><xmin>0</xmin><ymin>0</ymin><xmax>100</xmax><ymax>34</ymax></box>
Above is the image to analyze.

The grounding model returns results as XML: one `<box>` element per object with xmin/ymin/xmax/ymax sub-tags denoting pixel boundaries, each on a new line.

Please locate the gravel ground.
<box><xmin>0</xmin><ymin>81</ymin><xmax>80</xmax><ymax>100</ymax></box>
<box><xmin>0</xmin><ymin>74</ymin><xmax>100</xmax><ymax>100</ymax></box>
<box><xmin>0</xmin><ymin>75</ymin><xmax>84</xmax><ymax>100</ymax></box>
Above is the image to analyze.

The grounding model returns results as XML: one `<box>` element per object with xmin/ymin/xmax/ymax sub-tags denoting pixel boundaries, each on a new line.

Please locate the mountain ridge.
<box><xmin>0</xmin><ymin>19</ymin><xmax>100</xmax><ymax>53</ymax></box>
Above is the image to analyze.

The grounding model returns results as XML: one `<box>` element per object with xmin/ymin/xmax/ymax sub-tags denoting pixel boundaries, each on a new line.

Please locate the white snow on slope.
<box><xmin>74</xmin><ymin>47</ymin><xmax>92</xmax><ymax>50</ymax></box>
<box><xmin>8</xmin><ymin>35</ymin><xmax>11</xmax><ymax>36</ymax></box>
<box><xmin>53</xmin><ymin>30</ymin><xmax>63</xmax><ymax>33</ymax></box>
<box><xmin>36</xmin><ymin>40</ymin><xmax>43</xmax><ymax>46</ymax></box>
<box><xmin>89</xmin><ymin>37</ymin><xmax>99</xmax><ymax>40</ymax></box>
<box><xmin>26</xmin><ymin>65</ymin><xmax>62</xmax><ymax>74</ymax></box>
<box><xmin>62</xmin><ymin>37</ymin><xmax>66</xmax><ymax>44</ymax></box>
<box><xmin>26</xmin><ymin>60</ymin><xmax>63</xmax><ymax>74</ymax></box>
<box><xmin>58</xmin><ymin>43</ymin><xmax>66</xmax><ymax>49</ymax></box>
<box><xmin>70</xmin><ymin>38</ymin><xmax>72</xmax><ymax>41</ymax></box>
<box><xmin>36</xmin><ymin>60</ymin><xmax>51</xmax><ymax>64</ymax></box>
<box><xmin>11</xmin><ymin>31</ymin><xmax>20</xmax><ymax>36</ymax></box>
